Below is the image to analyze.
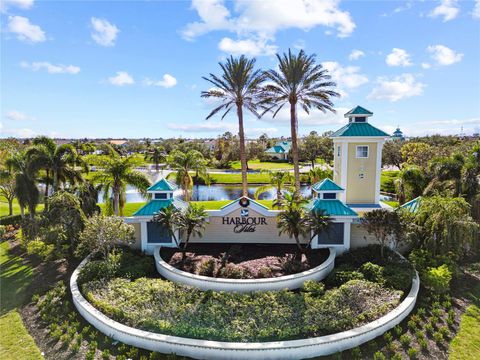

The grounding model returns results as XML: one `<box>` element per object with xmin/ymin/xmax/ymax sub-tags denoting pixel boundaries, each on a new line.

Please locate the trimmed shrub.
<box><xmin>373</xmin><ymin>351</ymin><xmax>386</xmax><ymax>360</ymax></box>
<box><xmin>433</xmin><ymin>331</ymin><xmax>444</xmax><ymax>344</ymax></box>
<box><xmin>383</xmin><ymin>262</ymin><xmax>414</xmax><ymax>292</ymax></box>
<box><xmin>257</xmin><ymin>266</ymin><xmax>273</xmax><ymax>278</ymax></box>
<box><xmin>0</xmin><ymin>214</ymin><xmax>21</xmax><ymax>226</ymax></box>
<box><xmin>393</xmin><ymin>325</ymin><xmax>403</xmax><ymax>337</ymax></box>
<box><xmin>217</xmin><ymin>263</ymin><xmax>246</xmax><ymax>279</ymax></box>
<box><xmin>325</xmin><ymin>264</ymin><xmax>365</xmax><ymax>287</ymax></box>
<box><xmin>407</xmin><ymin>347</ymin><xmax>418</xmax><ymax>359</ymax></box>
<box><xmin>383</xmin><ymin>331</ymin><xmax>393</xmax><ymax>344</ymax></box>
<box><xmin>419</xmin><ymin>338</ymin><xmax>428</xmax><ymax>351</ymax></box>
<box><xmin>424</xmin><ymin>265</ymin><xmax>452</xmax><ymax>294</ymax></box>
<box><xmin>302</xmin><ymin>280</ymin><xmax>325</xmax><ymax>297</ymax></box>
<box><xmin>197</xmin><ymin>259</ymin><xmax>216</xmax><ymax>277</ymax></box>
<box><xmin>400</xmin><ymin>334</ymin><xmax>411</xmax><ymax>347</ymax></box>
<box><xmin>26</xmin><ymin>239</ymin><xmax>54</xmax><ymax>260</ymax></box>
<box><xmin>360</xmin><ymin>262</ymin><xmax>385</xmax><ymax>284</ymax></box>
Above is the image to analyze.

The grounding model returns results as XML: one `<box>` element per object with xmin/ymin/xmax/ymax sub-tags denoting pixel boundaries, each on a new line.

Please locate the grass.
<box><xmin>207</xmin><ymin>172</ymin><xmax>272</xmax><ymax>184</ymax></box>
<box><xmin>0</xmin><ymin>311</ymin><xmax>42</xmax><ymax>360</ymax></box>
<box><xmin>0</xmin><ymin>241</ymin><xmax>42</xmax><ymax>359</ymax></box>
<box><xmin>0</xmin><ymin>198</ymin><xmax>44</xmax><ymax>218</ymax></box>
<box><xmin>381</xmin><ymin>200</ymin><xmax>399</xmax><ymax>208</ymax></box>
<box><xmin>449</xmin><ymin>283</ymin><xmax>480</xmax><ymax>360</ymax></box>
<box><xmin>230</xmin><ymin>159</ymin><xmax>294</xmax><ymax>170</ymax></box>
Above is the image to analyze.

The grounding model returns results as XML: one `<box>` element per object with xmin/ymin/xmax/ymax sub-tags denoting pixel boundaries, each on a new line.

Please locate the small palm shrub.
<box><xmin>391</xmin><ymin>353</ymin><xmax>402</xmax><ymax>360</ymax></box>
<box><xmin>416</xmin><ymin>307</ymin><xmax>426</xmax><ymax>317</ymax></box>
<box><xmin>394</xmin><ymin>325</ymin><xmax>403</xmax><ymax>337</ymax></box>
<box><xmin>419</xmin><ymin>338</ymin><xmax>428</xmax><ymax>351</ymax></box>
<box><xmin>350</xmin><ymin>347</ymin><xmax>362</xmax><ymax>360</ymax></box>
<box><xmin>400</xmin><ymin>334</ymin><xmax>411</xmax><ymax>347</ymax></box>
<box><xmin>373</xmin><ymin>351</ymin><xmax>386</xmax><ymax>360</ymax></box>
<box><xmin>407</xmin><ymin>347</ymin><xmax>418</xmax><ymax>359</ymax></box>
<box><xmin>425</xmin><ymin>323</ymin><xmax>434</xmax><ymax>335</ymax></box>
<box><xmin>102</xmin><ymin>349</ymin><xmax>111</xmax><ymax>359</ymax></box>
<box><xmin>383</xmin><ymin>331</ymin><xmax>393</xmax><ymax>344</ymax></box>
<box><xmin>433</xmin><ymin>331</ymin><xmax>444</xmax><ymax>344</ymax></box>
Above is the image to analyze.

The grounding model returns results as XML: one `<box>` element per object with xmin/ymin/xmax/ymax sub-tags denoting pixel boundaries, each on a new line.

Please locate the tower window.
<box><xmin>354</xmin><ymin>116</ymin><xmax>367</xmax><ymax>122</ymax></box>
<box><xmin>155</xmin><ymin>193</ymin><xmax>168</xmax><ymax>199</ymax></box>
<box><xmin>356</xmin><ymin>146</ymin><xmax>369</xmax><ymax>158</ymax></box>
<box><xmin>323</xmin><ymin>193</ymin><xmax>336</xmax><ymax>199</ymax></box>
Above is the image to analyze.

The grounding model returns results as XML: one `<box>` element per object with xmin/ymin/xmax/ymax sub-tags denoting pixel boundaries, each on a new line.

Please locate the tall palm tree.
<box><xmin>145</xmin><ymin>146</ymin><xmax>166</xmax><ymax>172</ymax></box>
<box><xmin>5</xmin><ymin>152</ymin><xmax>39</xmax><ymax>218</ymax></box>
<box><xmin>202</xmin><ymin>55</ymin><xmax>265</xmax><ymax>197</ymax></box>
<box><xmin>154</xmin><ymin>204</ymin><xmax>181</xmax><ymax>247</ymax></box>
<box><xmin>275</xmin><ymin>192</ymin><xmax>309</xmax><ymax>252</ymax></box>
<box><xmin>394</xmin><ymin>166</ymin><xmax>426</xmax><ymax>204</ymax></box>
<box><xmin>91</xmin><ymin>156</ymin><xmax>150</xmax><ymax>215</ymax></box>
<box><xmin>254</xmin><ymin>170</ymin><xmax>293</xmax><ymax>202</ymax></box>
<box><xmin>27</xmin><ymin>136</ymin><xmax>82</xmax><ymax>208</ymax></box>
<box><xmin>261</xmin><ymin>49</ymin><xmax>339</xmax><ymax>192</ymax></box>
<box><xmin>429</xmin><ymin>153</ymin><xmax>465</xmax><ymax>197</ymax></box>
<box><xmin>167</xmin><ymin>149</ymin><xmax>209</xmax><ymax>201</ymax></box>
<box><xmin>176</xmin><ymin>204</ymin><xmax>208</xmax><ymax>259</ymax></box>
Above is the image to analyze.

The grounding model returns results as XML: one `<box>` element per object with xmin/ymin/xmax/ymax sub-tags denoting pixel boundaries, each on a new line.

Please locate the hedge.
<box><xmin>0</xmin><ymin>214</ymin><xmax>22</xmax><ymax>226</ymax></box>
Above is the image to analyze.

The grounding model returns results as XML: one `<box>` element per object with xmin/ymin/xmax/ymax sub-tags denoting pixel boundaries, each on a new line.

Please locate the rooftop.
<box><xmin>331</xmin><ymin>122</ymin><xmax>390</xmax><ymax>138</ymax></box>
<box><xmin>344</xmin><ymin>105</ymin><xmax>373</xmax><ymax>117</ymax></box>
<box><xmin>147</xmin><ymin>178</ymin><xmax>177</xmax><ymax>192</ymax></box>
<box><xmin>308</xmin><ymin>199</ymin><xmax>358</xmax><ymax>217</ymax></box>
<box><xmin>312</xmin><ymin>178</ymin><xmax>344</xmax><ymax>192</ymax></box>
<box><xmin>133</xmin><ymin>198</ymin><xmax>187</xmax><ymax>216</ymax></box>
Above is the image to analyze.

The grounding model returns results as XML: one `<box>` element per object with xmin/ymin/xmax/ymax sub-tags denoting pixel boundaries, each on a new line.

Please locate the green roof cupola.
<box><xmin>147</xmin><ymin>178</ymin><xmax>176</xmax><ymax>201</ymax></box>
<box><xmin>344</xmin><ymin>105</ymin><xmax>373</xmax><ymax>123</ymax></box>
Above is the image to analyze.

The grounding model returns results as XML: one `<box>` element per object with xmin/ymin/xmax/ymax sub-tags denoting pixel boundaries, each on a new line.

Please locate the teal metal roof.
<box><xmin>312</xmin><ymin>178</ymin><xmax>344</xmax><ymax>192</ymax></box>
<box><xmin>309</xmin><ymin>199</ymin><xmax>358</xmax><ymax>217</ymax></box>
<box><xmin>266</xmin><ymin>141</ymin><xmax>291</xmax><ymax>154</ymax></box>
<box><xmin>400</xmin><ymin>196</ymin><xmax>421</xmax><ymax>213</ymax></box>
<box><xmin>147</xmin><ymin>178</ymin><xmax>176</xmax><ymax>191</ymax></box>
<box><xmin>331</xmin><ymin>122</ymin><xmax>390</xmax><ymax>137</ymax></box>
<box><xmin>344</xmin><ymin>106</ymin><xmax>373</xmax><ymax>116</ymax></box>
<box><xmin>133</xmin><ymin>198</ymin><xmax>187</xmax><ymax>216</ymax></box>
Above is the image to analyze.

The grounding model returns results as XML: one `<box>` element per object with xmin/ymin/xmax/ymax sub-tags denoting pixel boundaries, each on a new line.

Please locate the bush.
<box><xmin>257</xmin><ymin>266</ymin><xmax>273</xmax><ymax>278</ymax></box>
<box><xmin>394</xmin><ymin>325</ymin><xmax>403</xmax><ymax>337</ymax></box>
<box><xmin>360</xmin><ymin>262</ymin><xmax>385</xmax><ymax>284</ymax></box>
<box><xmin>433</xmin><ymin>331</ymin><xmax>444</xmax><ymax>344</ymax></box>
<box><xmin>325</xmin><ymin>264</ymin><xmax>365</xmax><ymax>287</ymax></box>
<box><xmin>302</xmin><ymin>281</ymin><xmax>325</xmax><ymax>297</ymax></box>
<box><xmin>217</xmin><ymin>263</ymin><xmax>246</xmax><ymax>279</ymax></box>
<box><xmin>197</xmin><ymin>259</ymin><xmax>216</xmax><ymax>277</ymax></box>
<box><xmin>391</xmin><ymin>353</ymin><xmax>402</xmax><ymax>360</ymax></box>
<box><xmin>0</xmin><ymin>214</ymin><xmax>22</xmax><ymax>226</ymax></box>
<box><xmin>26</xmin><ymin>239</ymin><xmax>54</xmax><ymax>260</ymax></box>
<box><xmin>407</xmin><ymin>347</ymin><xmax>418</xmax><ymax>359</ymax></box>
<box><xmin>350</xmin><ymin>347</ymin><xmax>362</xmax><ymax>360</ymax></box>
<box><xmin>373</xmin><ymin>351</ymin><xmax>386</xmax><ymax>360</ymax></box>
<box><xmin>423</xmin><ymin>265</ymin><xmax>452</xmax><ymax>294</ymax></box>
<box><xmin>278</xmin><ymin>254</ymin><xmax>303</xmax><ymax>274</ymax></box>
<box><xmin>102</xmin><ymin>349</ymin><xmax>111</xmax><ymax>359</ymax></box>
<box><xmin>383</xmin><ymin>331</ymin><xmax>393</xmax><ymax>344</ymax></box>
<box><xmin>400</xmin><ymin>334</ymin><xmax>411</xmax><ymax>347</ymax></box>
<box><xmin>0</xmin><ymin>225</ymin><xmax>5</xmax><ymax>238</ymax></box>
<box><xmin>383</xmin><ymin>262</ymin><xmax>414</xmax><ymax>292</ymax></box>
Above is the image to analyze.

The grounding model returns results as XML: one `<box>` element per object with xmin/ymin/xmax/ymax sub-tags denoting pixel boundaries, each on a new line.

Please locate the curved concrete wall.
<box><xmin>71</xmin><ymin>256</ymin><xmax>419</xmax><ymax>360</ymax></box>
<box><xmin>154</xmin><ymin>246</ymin><xmax>336</xmax><ymax>292</ymax></box>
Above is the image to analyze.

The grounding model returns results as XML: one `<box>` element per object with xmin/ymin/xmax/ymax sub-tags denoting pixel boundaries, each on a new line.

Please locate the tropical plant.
<box><xmin>254</xmin><ymin>170</ymin><xmax>293</xmax><ymax>201</ymax></box>
<box><xmin>308</xmin><ymin>167</ymin><xmax>333</xmax><ymax>185</ymax></box>
<box><xmin>5</xmin><ymin>151</ymin><xmax>39</xmax><ymax>218</ymax></box>
<box><xmin>276</xmin><ymin>192</ymin><xmax>309</xmax><ymax>251</ymax></box>
<box><xmin>27</xmin><ymin>136</ymin><xmax>83</xmax><ymax>200</ymax></box>
<box><xmin>77</xmin><ymin>214</ymin><xmax>135</xmax><ymax>259</ymax></box>
<box><xmin>361</xmin><ymin>209</ymin><xmax>405</xmax><ymax>258</ymax></box>
<box><xmin>307</xmin><ymin>209</ymin><xmax>333</xmax><ymax>247</ymax></box>
<box><xmin>153</xmin><ymin>204</ymin><xmax>181</xmax><ymax>247</ymax></box>
<box><xmin>74</xmin><ymin>181</ymin><xmax>101</xmax><ymax>217</ymax></box>
<box><xmin>176</xmin><ymin>204</ymin><xmax>208</xmax><ymax>258</ymax></box>
<box><xmin>261</xmin><ymin>49</ymin><xmax>339</xmax><ymax>192</ymax></box>
<box><xmin>0</xmin><ymin>168</ymin><xmax>16</xmax><ymax>216</ymax></box>
<box><xmin>400</xmin><ymin>142</ymin><xmax>434</xmax><ymax>169</ymax></box>
<box><xmin>145</xmin><ymin>146</ymin><xmax>166</xmax><ymax>172</ymax></box>
<box><xmin>202</xmin><ymin>55</ymin><xmax>265</xmax><ymax>196</ymax></box>
<box><xmin>429</xmin><ymin>153</ymin><xmax>465</xmax><ymax>197</ymax></box>
<box><xmin>394</xmin><ymin>165</ymin><xmax>427</xmax><ymax>204</ymax></box>
<box><xmin>167</xmin><ymin>149</ymin><xmax>208</xmax><ymax>201</ymax></box>
<box><xmin>91</xmin><ymin>156</ymin><xmax>150</xmax><ymax>215</ymax></box>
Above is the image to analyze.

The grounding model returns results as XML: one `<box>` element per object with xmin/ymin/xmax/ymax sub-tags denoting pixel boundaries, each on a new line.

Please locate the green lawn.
<box><xmin>381</xmin><ymin>200</ymin><xmax>399</xmax><ymax>208</ymax></box>
<box><xmin>0</xmin><ymin>241</ymin><xmax>42</xmax><ymax>359</ymax></box>
<box><xmin>0</xmin><ymin>198</ymin><xmax>44</xmax><ymax>218</ymax></box>
<box><xmin>207</xmin><ymin>172</ymin><xmax>272</xmax><ymax>184</ymax></box>
<box><xmin>449</xmin><ymin>283</ymin><xmax>480</xmax><ymax>359</ymax></box>
<box><xmin>230</xmin><ymin>159</ymin><xmax>294</xmax><ymax>170</ymax></box>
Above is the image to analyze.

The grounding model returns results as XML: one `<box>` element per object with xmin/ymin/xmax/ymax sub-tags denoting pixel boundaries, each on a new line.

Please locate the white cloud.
<box><xmin>421</xmin><ymin>63</ymin><xmax>431</xmax><ymax>69</ymax></box>
<box><xmin>107</xmin><ymin>71</ymin><xmax>134</xmax><ymax>86</ymax></box>
<box><xmin>474</xmin><ymin>0</ymin><xmax>480</xmax><ymax>18</ymax></box>
<box><xmin>368</xmin><ymin>74</ymin><xmax>425</xmax><ymax>102</ymax></box>
<box><xmin>4</xmin><ymin>110</ymin><xmax>30</xmax><ymax>121</ymax></box>
<box><xmin>7</xmin><ymin>15</ymin><xmax>45</xmax><ymax>42</ymax></box>
<box><xmin>348</xmin><ymin>49</ymin><xmax>365</xmax><ymax>61</ymax></box>
<box><xmin>394</xmin><ymin>1</ymin><xmax>413</xmax><ymax>13</ymax></box>
<box><xmin>0</xmin><ymin>0</ymin><xmax>34</xmax><ymax>12</ymax></box>
<box><xmin>1</xmin><ymin>127</ymin><xmax>36</xmax><ymax>138</ymax></box>
<box><xmin>321</xmin><ymin>61</ymin><xmax>369</xmax><ymax>97</ymax></box>
<box><xmin>20</xmin><ymin>61</ymin><xmax>80</xmax><ymax>74</ymax></box>
<box><xmin>386</xmin><ymin>48</ymin><xmax>412</xmax><ymax>67</ymax></box>
<box><xmin>293</xmin><ymin>39</ymin><xmax>306</xmax><ymax>50</ymax></box>
<box><xmin>218</xmin><ymin>37</ymin><xmax>277</xmax><ymax>56</ymax></box>
<box><xmin>427</xmin><ymin>44</ymin><xmax>463</xmax><ymax>65</ymax></box>
<box><xmin>167</xmin><ymin>121</ymin><xmax>278</xmax><ymax>137</ymax></box>
<box><xmin>143</xmin><ymin>74</ymin><xmax>177</xmax><ymax>88</ymax></box>
<box><xmin>90</xmin><ymin>17</ymin><xmax>119</xmax><ymax>47</ymax></box>
<box><xmin>429</xmin><ymin>0</ymin><xmax>459</xmax><ymax>22</ymax></box>
<box><xmin>381</xmin><ymin>118</ymin><xmax>480</xmax><ymax>137</ymax></box>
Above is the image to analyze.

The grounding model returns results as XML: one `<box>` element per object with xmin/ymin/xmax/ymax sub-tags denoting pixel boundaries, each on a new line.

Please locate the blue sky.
<box><xmin>1</xmin><ymin>0</ymin><xmax>479</xmax><ymax>139</ymax></box>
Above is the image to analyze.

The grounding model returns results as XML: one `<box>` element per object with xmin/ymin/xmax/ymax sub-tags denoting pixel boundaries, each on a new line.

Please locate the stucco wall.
<box><xmin>333</xmin><ymin>142</ymin><xmax>342</xmax><ymax>185</ymax></box>
<box><xmin>131</xmin><ymin>222</ymin><xmax>141</xmax><ymax>250</ymax></box>
<box><xmin>71</xmin><ymin>255</ymin><xmax>419</xmax><ymax>360</ymax></box>
<box><xmin>350</xmin><ymin>223</ymin><xmax>378</xmax><ymax>248</ymax></box>
<box><xmin>347</xmin><ymin>142</ymin><xmax>377</xmax><ymax>204</ymax></box>
<box><xmin>190</xmin><ymin>207</ymin><xmax>308</xmax><ymax>244</ymax></box>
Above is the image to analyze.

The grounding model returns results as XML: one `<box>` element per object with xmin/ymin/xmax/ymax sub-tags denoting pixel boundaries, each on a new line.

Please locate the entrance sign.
<box><xmin>222</xmin><ymin>216</ymin><xmax>267</xmax><ymax>233</ymax></box>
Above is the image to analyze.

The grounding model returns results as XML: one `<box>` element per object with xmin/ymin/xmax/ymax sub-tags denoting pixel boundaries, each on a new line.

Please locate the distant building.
<box><xmin>264</xmin><ymin>140</ymin><xmax>292</xmax><ymax>160</ymax></box>
<box><xmin>391</xmin><ymin>127</ymin><xmax>405</xmax><ymax>141</ymax></box>
<box><xmin>109</xmin><ymin>139</ymin><xmax>128</xmax><ymax>146</ymax></box>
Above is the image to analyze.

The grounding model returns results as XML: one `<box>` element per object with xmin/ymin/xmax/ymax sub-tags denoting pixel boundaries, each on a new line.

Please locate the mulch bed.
<box><xmin>161</xmin><ymin>243</ymin><xmax>330</xmax><ymax>278</ymax></box>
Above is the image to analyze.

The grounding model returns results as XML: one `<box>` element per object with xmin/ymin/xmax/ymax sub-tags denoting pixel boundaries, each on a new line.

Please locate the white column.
<box><xmin>140</xmin><ymin>221</ymin><xmax>148</xmax><ymax>252</ymax></box>
<box><xmin>375</xmin><ymin>140</ymin><xmax>384</xmax><ymax>204</ymax></box>
<box><xmin>343</xmin><ymin>221</ymin><xmax>351</xmax><ymax>253</ymax></box>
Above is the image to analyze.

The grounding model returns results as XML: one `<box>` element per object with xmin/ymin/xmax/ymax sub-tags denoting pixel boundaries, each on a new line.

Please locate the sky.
<box><xmin>1</xmin><ymin>0</ymin><xmax>480</xmax><ymax>139</ymax></box>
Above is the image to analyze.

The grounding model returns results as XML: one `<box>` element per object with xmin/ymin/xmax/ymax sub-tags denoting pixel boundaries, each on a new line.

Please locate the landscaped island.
<box><xmin>78</xmin><ymin>246</ymin><xmax>414</xmax><ymax>342</ymax></box>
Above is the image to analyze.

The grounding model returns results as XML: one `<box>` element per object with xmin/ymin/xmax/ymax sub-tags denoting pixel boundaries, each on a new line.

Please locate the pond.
<box><xmin>98</xmin><ymin>184</ymin><xmax>313</xmax><ymax>203</ymax></box>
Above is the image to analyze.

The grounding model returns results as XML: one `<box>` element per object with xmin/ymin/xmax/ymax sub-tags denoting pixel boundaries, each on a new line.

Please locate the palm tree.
<box><xmin>5</xmin><ymin>152</ymin><xmax>39</xmax><ymax>218</ymax></box>
<box><xmin>308</xmin><ymin>167</ymin><xmax>333</xmax><ymax>185</ymax></box>
<box><xmin>154</xmin><ymin>204</ymin><xmax>181</xmax><ymax>247</ymax></box>
<box><xmin>254</xmin><ymin>170</ymin><xmax>293</xmax><ymax>203</ymax></box>
<box><xmin>176</xmin><ymin>204</ymin><xmax>208</xmax><ymax>259</ymax></box>
<box><xmin>394</xmin><ymin>166</ymin><xmax>426</xmax><ymax>204</ymax></box>
<box><xmin>429</xmin><ymin>153</ymin><xmax>465</xmax><ymax>197</ymax></box>
<box><xmin>306</xmin><ymin>210</ymin><xmax>333</xmax><ymax>248</ymax></box>
<box><xmin>167</xmin><ymin>149</ymin><xmax>209</xmax><ymax>201</ymax></box>
<box><xmin>202</xmin><ymin>55</ymin><xmax>265</xmax><ymax>197</ymax></box>
<box><xmin>27</xmin><ymin>136</ymin><xmax>82</xmax><ymax>208</ymax></box>
<box><xmin>91</xmin><ymin>156</ymin><xmax>150</xmax><ymax>215</ymax></box>
<box><xmin>261</xmin><ymin>49</ymin><xmax>339</xmax><ymax>193</ymax></box>
<box><xmin>275</xmin><ymin>191</ymin><xmax>309</xmax><ymax>252</ymax></box>
<box><xmin>145</xmin><ymin>146</ymin><xmax>166</xmax><ymax>172</ymax></box>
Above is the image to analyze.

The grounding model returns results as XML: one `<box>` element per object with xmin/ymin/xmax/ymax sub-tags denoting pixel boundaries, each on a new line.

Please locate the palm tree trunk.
<box><xmin>237</xmin><ymin>104</ymin><xmax>248</xmax><ymax>197</ymax></box>
<box><xmin>290</xmin><ymin>102</ymin><xmax>301</xmax><ymax>193</ymax></box>
<box><xmin>113</xmin><ymin>188</ymin><xmax>120</xmax><ymax>215</ymax></box>
<box><xmin>44</xmin><ymin>169</ymin><xmax>49</xmax><ymax>211</ymax></box>
<box><xmin>311</xmin><ymin>160</ymin><xmax>315</xmax><ymax>168</ymax></box>
<box><xmin>53</xmin><ymin>169</ymin><xmax>59</xmax><ymax>193</ymax></box>
<box><xmin>8</xmin><ymin>200</ymin><xmax>13</xmax><ymax>216</ymax></box>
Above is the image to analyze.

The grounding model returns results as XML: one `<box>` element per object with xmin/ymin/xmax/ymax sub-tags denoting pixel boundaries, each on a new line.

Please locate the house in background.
<box><xmin>264</xmin><ymin>140</ymin><xmax>292</xmax><ymax>160</ymax></box>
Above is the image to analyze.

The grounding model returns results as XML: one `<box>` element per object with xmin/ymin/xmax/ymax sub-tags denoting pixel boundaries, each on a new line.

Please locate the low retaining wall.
<box><xmin>71</xmin><ymin>256</ymin><xmax>420</xmax><ymax>360</ymax></box>
<box><xmin>154</xmin><ymin>246</ymin><xmax>336</xmax><ymax>292</ymax></box>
